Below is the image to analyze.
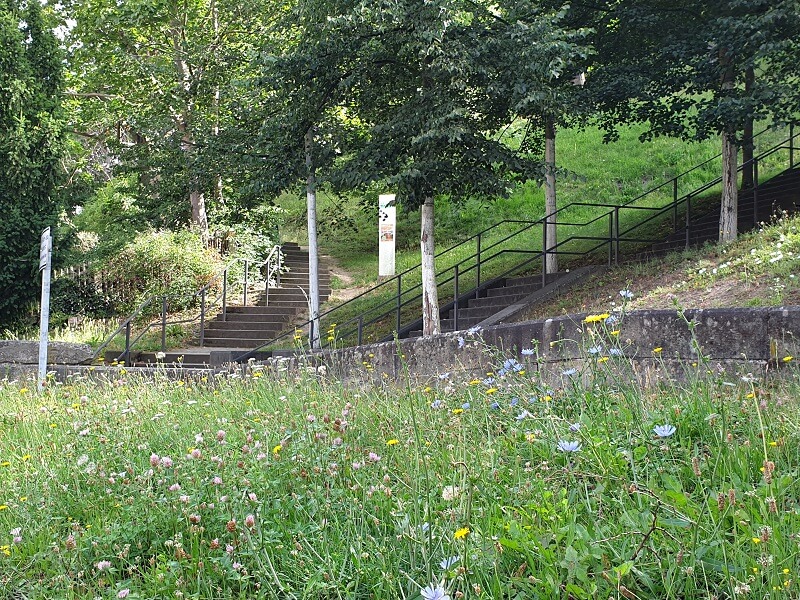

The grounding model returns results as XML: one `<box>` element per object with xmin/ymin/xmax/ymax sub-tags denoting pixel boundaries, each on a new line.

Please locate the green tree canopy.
<box><xmin>0</xmin><ymin>0</ymin><xmax>65</xmax><ymax>327</ymax></box>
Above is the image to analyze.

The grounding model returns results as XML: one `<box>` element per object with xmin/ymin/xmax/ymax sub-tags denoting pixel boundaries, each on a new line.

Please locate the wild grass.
<box><xmin>0</xmin><ymin>340</ymin><xmax>798</xmax><ymax>599</ymax></box>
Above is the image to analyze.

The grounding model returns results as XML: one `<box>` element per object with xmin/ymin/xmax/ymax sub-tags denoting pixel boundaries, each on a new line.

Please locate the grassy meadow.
<box><xmin>1</xmin><ymin>343</ymin><xmax>799</xmax><ymax>599</ymax></box>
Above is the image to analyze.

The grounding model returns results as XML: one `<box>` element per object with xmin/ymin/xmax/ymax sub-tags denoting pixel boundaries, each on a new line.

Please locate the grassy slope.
<box><xmin>271</xmin><ymin>124</ymin><xmax>792</xmax><ymax>346</ymax></box>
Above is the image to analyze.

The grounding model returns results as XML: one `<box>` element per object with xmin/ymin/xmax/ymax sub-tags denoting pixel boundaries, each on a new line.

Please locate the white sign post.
<box><xmin>38</xmin><ymin>227</ymin><xmax>52</xmax><ymax>392</ymax></box>
<box><xmin>378</xmin><ymin>194</ymin><xmax>396</xmax><ymax>278</ymax></box>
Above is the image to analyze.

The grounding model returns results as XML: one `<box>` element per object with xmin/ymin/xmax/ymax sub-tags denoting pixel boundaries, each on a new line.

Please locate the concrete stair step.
<box><xmin>209</xmin><ymin>313</ymin><xmax>296</xmax><ymax>323</ymax></box>
<box><xmin>484</xmin><ymin>283</ymin><xmax>542</xmax><ymax>298</ymax></box>
<box><xmin>203</xmin><ymin>328</ymin><xmax>285</xmax><ymax>340</ymax></box>
<box><xmin>224</xmin><ymin>305</ymin><xmax>300</xmax><ymax>316</ymax></box>
<box><xmin>136</xmin><ymin>351</ymin><xmax>212</xmax><ymax>367</ymax></box>
<box><xmin>203</xmin><ymin>337</ymin><xmax>280</xmax><ymax>348</ymax></box>
<box><xmin>467</xmin><ymin>293</ymin><xmax>529</xmax><ymax>310</ymax></box>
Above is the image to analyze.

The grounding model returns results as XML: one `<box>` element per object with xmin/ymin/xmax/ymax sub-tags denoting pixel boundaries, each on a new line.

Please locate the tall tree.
<box><xmin>589</xmin><ymin>0</ymin><xmax>800</xmax><ymax>242</ymax></box>
<box><xmin>61</xmin><ymin>0</ymin><xmax>277</xmax><ymax>236</ymax></box>
<box><xmin>0</xmin><ymin>0</ymin><xmax>65</xmax><ymax>327</ymax></box>
<box><xmin>340</xmin><ymin>1</ymin><xmax>583</xmax><ymax>334</ymax></box>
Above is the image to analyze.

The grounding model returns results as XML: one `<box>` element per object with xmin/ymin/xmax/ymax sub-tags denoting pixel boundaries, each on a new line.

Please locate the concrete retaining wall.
<box><xmin>270</xmin><ymin>307</ymin><xmax>800</xmax><ymax>386</ymax></box>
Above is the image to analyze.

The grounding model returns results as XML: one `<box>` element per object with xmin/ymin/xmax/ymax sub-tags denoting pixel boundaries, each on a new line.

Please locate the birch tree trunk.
<box><xmin>544</xmin><ymin>115</ymin><xmax>558</xmax><ymax>274</ymax></box>
<box><xmin>420</xmin><ymin>196</ymin><xmax>441</xmax><ymax>336</ymax></box>
<box><xmin>305</xmin><ymin>128</ymin><xmax>321</xmax><ymax>349</ymax></box>
<box><xmin>718</xmin><ymin>57</ymin><xmax>738</xmax><ymax>243</ymax></box>
<box><xmin>719</xmin><ymin>130</ymin><xmax>739</xmax><ymax>242</ymax></box>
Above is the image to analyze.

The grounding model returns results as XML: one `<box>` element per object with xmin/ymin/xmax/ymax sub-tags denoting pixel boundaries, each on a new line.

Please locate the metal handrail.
<box><xmin>91</xmin><ymin>244</ymin><xmax>284</xmax><ymax>365</ymax></box>
<box><xmin>233</xmin><ymin>124</ymin><xmax>798</xmax><ymax>360</ymax></box>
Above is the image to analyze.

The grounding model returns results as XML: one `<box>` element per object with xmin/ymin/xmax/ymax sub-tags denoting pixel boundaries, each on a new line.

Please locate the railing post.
<box><xmin>476</xmin><ymin>233</ymin><xmax>482</xmax><ymax>288</ymax></box>
<box><xmin>607</xmin><ymin>212</ymin><xmax>613</xmax><ymax>267</ymax></box>
<box><xmin>541</xmin><ymin>220</ymin><xmax>548</xmax><ymax>288</ymax></box>
<box><xmin>199</xmin><ymin>288</ymin><xmax>206</xmax><ymax>346</ymax></box>
<box><xmin>753</xmin><ymin>157</ymin><xmax>759</xmax><ymax>226</ymax></box>
<box><xmin>614</xmin><ymin>207</ymin><xmax>620</xmax><ymax>266</ymax></box>
<box><xmin>791</xmin><ymin>123</ymin><xmax>795</xmax><ymax>168</ymax></box>
<box><xmin>222</xmin><ymin>269</ymin><xmax>228</xmax><ymax>321</ymax></box>
<box><xmin>124</xmin><ymin>321</ymin><xmax>131</xmax><ymax>367</ymax></box>
<box><xmin>357</xmin><ymin>315</ymin><xmax>364</xmax><ymax>346</ymax></box>
<box><xmin>672</xmin><ymin>178</ymin><xmax>678</xmax><ymax>231</ymax></box>
<box><xmin>453</xmin><ymin>264</ymin><xmax>460</xmax><ymax>332</ymax></box>
<box><xmin>396</xmin><ymin>274</ymin><xmax>402</xmax><ymax>335</ymax></box>
<box><xmin>161</xmin><ymin>296</ymin><xmax>168</xmax><ymax>352</ymax></box>
<box><xmin>685</xmin><ymin>195</ymin><xmax>692</xmax><ymax>250</ymax></box>
<box><xmin>243</xmin><ymin>260</ymin><xmax>249</xmax><ymax>307</ymax></box>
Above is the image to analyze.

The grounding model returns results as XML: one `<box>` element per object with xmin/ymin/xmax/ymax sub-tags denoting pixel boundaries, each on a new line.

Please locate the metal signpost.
<box><xmin>378</xmin><ymin>194</ymin><xmax>396</xmax><ymax>278</ymax></box>
<box><xmin>38</xmin><ymin>227</ymin><xmax>52</xmax><ymax>391</ymax></box>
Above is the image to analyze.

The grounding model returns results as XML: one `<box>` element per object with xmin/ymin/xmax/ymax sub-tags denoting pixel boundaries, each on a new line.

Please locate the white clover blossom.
<box><xmin>653</xmin><ymin>424</ymin><xmax>676</xmax><ymax>438</ymax></box>
<box><xmin>557</xmin><ymin>440</ymin><xmax>582</xmax><ymax>453</ymax></box>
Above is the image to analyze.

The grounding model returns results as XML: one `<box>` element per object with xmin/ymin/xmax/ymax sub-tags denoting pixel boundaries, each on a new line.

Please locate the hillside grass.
<box><xmin>271</xmin><ymin>124</ymin><xmax>793</xmax><ymax>349</ymax></box>
<box><xmin>0</xmin><ymin>344</ymin><xmax>798</xmax><ymax>598</ymax></box>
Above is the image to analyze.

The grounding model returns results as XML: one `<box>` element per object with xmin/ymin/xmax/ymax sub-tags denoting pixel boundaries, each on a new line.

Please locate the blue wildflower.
<box><xmin>439</xmin><ymin>556</ymin><xmax>460</xmax><ymax>570</ymax></box>
<box><xmin>557</xmin><ymin>440</ymin><xmax>582</xmax><ymax>453</ymax></box>
<box><xmin>653</xmin><ymin>424</ymin><xmax>676</xmax><ymax>438</ymax></box>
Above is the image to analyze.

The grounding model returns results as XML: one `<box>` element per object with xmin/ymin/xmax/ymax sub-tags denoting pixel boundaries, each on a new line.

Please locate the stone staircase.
<box><xmin>135</xmin><ymin>242</ymin><xmax>330</xmax><ymax>367</ymax></box>
<box><xmin>405</xmin><ymin>272</ymin><xmax>566</xmax><ymax>338</ymax></box>
<box><xmin>637</xmin><ymin>167</ymin><xmax>800</xmax><ymax>258</ymax></box>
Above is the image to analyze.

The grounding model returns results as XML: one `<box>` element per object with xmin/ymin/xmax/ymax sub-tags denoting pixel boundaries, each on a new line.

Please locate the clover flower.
<box><xmin>653</xmin><ymin>424</ymin><xmax>676</xmax><ymax>438</ymax></box>
<box><xmin>557</xmin><ymin>440</ymin><xmax>582</xmax><ymax>453</ymax></box>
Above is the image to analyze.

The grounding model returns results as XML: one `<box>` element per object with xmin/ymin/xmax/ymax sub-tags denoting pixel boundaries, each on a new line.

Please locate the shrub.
<box><xmin>102</xmin><ymin>230</ymin><xmax>222</xmax><ymax>315</ymax></box>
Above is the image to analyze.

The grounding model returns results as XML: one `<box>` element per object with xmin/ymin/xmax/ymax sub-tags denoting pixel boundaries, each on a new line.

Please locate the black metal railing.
<box><xmin>91</xmin><ymin>245</ymin><xmax>284</xmax><ymax>365</ymax></box>
<box><xmin>231</xmin><ymin>123</ymin><xmax>798</xmax><ymax>360</ymax></box>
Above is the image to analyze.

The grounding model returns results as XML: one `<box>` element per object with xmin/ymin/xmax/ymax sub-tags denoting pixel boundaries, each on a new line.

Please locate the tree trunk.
<box><xmin>741</xmin><ymin>66</ymin><xmax>755</xmax><ymax>189</ymax></box>
<box><xmin>718</xmin><ymin>54</ymin><xmax>738</xmax><ymax>243</ymax></box>
<box><xmin>719</xmin><ymin>131</ymin><xmax>739</xmax><ymax>242</ymax></box>
<box><xmin>305</xmin><ymin>127</ymin><xmax>321</xmax><ymax>349</ymax></box>
<box><xmin>172</xmin><ymin>15</ymin><xmax>208</xmax><ymax>238</ymax></box>
<box><xmin>420</xmin><ymin>196</ymin><xmax>440</xmax><ymax>337</ymax></box>
<box><xmin>544</xmin><ymin>115</ymin><xmax>558</xmax><ymax>274</ymax></box>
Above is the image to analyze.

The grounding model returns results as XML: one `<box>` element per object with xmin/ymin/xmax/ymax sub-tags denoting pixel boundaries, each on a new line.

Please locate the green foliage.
<box><xmin>101</xmin><ymin>230</ymin><xmax>221</xmax><ymax>314</ymax></box>
<box><xmin>0</xmin><ymin>0</ymin><xmax>65</xmax><ymax>327</ymax></box>
<box><xmin>49</xmin><ymin>278</ymin><xmax>113</xmax><ymax>324</ymax></box>
<box><xmin>589</xmin><ymin>0</ymin><xmax>800</xmax><ymax>141</ymax></box>
<box><xmin>1</xmin><ymin>350</ymin><xmax>799</xmax><ymax>597</ymax></box>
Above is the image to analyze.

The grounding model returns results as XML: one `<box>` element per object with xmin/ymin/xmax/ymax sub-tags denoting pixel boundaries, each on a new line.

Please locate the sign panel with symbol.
<box><xmin>378</xmin><ymin>194</ymin><xmax>396</xmax><ymax>277</ymax></box>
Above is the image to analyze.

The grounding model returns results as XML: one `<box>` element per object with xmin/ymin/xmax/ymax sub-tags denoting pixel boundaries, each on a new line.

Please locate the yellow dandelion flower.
<box><xmin>583</xmin><ymin>313</ymin><xmax>610</xmax><ymax>324</ymax></box>
<box><xmin>610</xmin><ymin>330</ymin><xmax>620</xmax><ymax>336</ymax></box>
<box><xmin>0</xmin><ymin>462</ymin><xmax>9</xmax><ymax>468</ymax></box>
<box><xmin>386</xmin><ymin>439</ymin><xmax>399</xmax><ymax>446</ymax></box>
<box><xmin>784</xmin><ymin>569</ymin><xmax>791</xmax><ymax>575</ymax></box>
<box><xmin>19</xmin><ymin>497</ymin><xmax>26</xmax><ymax>502</ymax></box>
<box><xmin>0</xmin><ymin>505</ymin><xmax>8</xmax><ymax>511</ymax></box>
<box><xmin>0</xmin><ymin>545</ymin><xmax>9</xmax><ymax>556</ymax></box>
<box><xmin>454</xmin><ymin>527</ymin><xmax>470</xmax><ymax>540</ymax></box>
<box><xmin>18</xmin><ymin>388</ymin><xmax>28</xmax><ymax>395</ymax></box>
<box><xmin>486</xmin><ymin>388</ymin><xmax>498</xmax><ymax>395</ymax></box>
<box><xmin>598</xmin><ymin>356</ymin><xmax>609</xmax><ymax>364</ymax></box>
<box><xmin>653</xmin><ymin>347</ymin><xmax>663</xmax><ymax>354</ymax></box>
<box><xmin>21</xmin><ymin>455</ymin><xmax>30</xmax><ymax>461</ymax></box>
<box><xmin>452</xmin><ymin>408</ymin><xmax>464</xmax><ymax>415</ymax></box>
<box><xmin>525</xmin><ymin>433</ymin><xmax>536</xmax><ymax>443</ymax></box>
<box><xmin>752</xmin><ymin>537</ymin><xmax>761</xmax><ymax>544</ymax></box>
<box><xmin>783</xmin><ymin>356</ymin><xmax>793</xmax><ymax>363</ymax></box>
<box><xmin>272</xmin><ymin>445</ymin><xmax>282</xmax><ymax>455</ymax></box>
<box><xmin>468</xmin><ymin>379</ymin><xmax>481</xmax><ymax>386</ymax></box>
<box><xmin>769</xmin><ymin>441</ymin><xmax>778</xmax><ymax>447</ymax></box>
<box><xmin>746</xmin><ymin>392</ymin><xmax>756</xmax><ymax>399</ymax></box>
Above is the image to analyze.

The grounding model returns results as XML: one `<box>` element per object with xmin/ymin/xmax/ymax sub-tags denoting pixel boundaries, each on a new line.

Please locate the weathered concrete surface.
<box><xmin>269</xmin><ymin>307</ymin><xmax>800</xmax><ymax>386</ymax></box>
<box><xmin>3</xmin><ymin>308</ymin><xmax>798</xmax><ymax>387</ymax></box>
<box><xmin>0</xmin><ymin>340</ymin><xmax>93</xmax><ymax>365</ymax></box>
